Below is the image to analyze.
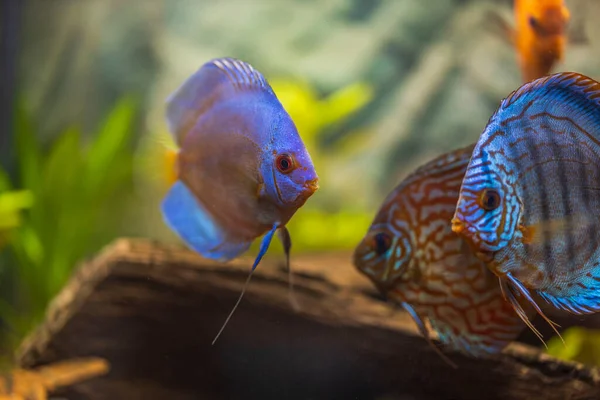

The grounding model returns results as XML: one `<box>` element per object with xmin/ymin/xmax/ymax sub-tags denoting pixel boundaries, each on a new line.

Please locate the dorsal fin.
<box><xmin>392</xmin><ymin>144</ymin><xmax>475</xmax><ymax>196</ymax></box>
<box><xmin>211</xmin><ymin>58</ymin><xmax>272</xmax><ymax>92</ymax></box>
<box><xmin>499</xmin><ymin>72</ymin><xmax>600</xmax><ymax>114</ymax></box>
<box><xmin>165</xmin><ymin>57</ymin><xmax>274</xmax><ymax>145</ymax></box>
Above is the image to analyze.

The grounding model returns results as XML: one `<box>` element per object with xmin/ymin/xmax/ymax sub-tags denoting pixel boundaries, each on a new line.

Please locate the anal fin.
<box><xmin>161</xmin><ymin>180</ymin><xmax>250</xmax><ymax>261</ymax></box>
<box><xmin>537</xmin><ymin>277</ymin><xmax>600</xmax><ymax>315</ymax></box>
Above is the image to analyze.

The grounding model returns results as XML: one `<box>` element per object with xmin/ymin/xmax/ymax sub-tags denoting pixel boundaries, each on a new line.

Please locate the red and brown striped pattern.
<box><xmin>354</xmin><ymin>145</ymin><xmax>529</xmax><ymax>356</ymax></box>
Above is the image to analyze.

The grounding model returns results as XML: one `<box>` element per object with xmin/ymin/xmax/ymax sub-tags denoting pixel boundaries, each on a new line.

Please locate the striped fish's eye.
<box><xmin>373</xmin><ymin>232</ymin><xmax>392</xmax><ymax>255</ymax></box>
<box><xmin>479</xmin><ymin>189</ymin><xmax>501</xmax><ymax>211</ymax></box>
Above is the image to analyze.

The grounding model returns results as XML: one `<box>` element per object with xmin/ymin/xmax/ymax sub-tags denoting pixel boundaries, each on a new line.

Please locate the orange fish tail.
<box><xmin>163</xmin><ymin>148</ymin><xmax>179</xmax><ymax>187</ymax></box>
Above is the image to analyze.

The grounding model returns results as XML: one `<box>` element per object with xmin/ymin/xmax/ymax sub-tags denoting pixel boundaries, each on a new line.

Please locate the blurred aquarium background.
<box><xmin>2</xmin><ymin>0</ymin><xmax>600</xmax><ymax>369</ymax></box>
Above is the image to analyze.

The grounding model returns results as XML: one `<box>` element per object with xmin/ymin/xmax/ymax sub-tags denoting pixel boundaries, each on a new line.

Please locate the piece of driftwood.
<box><xmin>14</xmin><ymin>239</ymin><xmax>600</xmax><ymax>400</ymax></box>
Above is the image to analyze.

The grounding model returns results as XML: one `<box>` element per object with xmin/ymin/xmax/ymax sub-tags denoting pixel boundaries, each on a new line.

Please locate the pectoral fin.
<box><xmin>400</xmin><ymin>302</ymin><xmax>457</xmax><ymax>369</ymax></box>
<box><xmin>278</xmin><ymin>226</ymin><xmax>300</xmax><ymax>311</ymax></box>
<box><xmin>212</xmin><ymin>224</ymin><xmax>278</xmax><ymax>345</ymax></box>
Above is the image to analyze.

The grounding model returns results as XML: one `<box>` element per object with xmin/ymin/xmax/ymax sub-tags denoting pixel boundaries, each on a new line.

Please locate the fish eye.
<box><xmin>276</xmin><ymin>153</ymin><xmax>295</xmax><ymax>174</ymax></box>
<box><xmin>528</xmin><ymin>15</ymin><xmax>538</xmax><ymax>28</ymax></box>
<box><xmin>479</xmin><ymin>189</ymin><xmax>501</xmax><ymax>211</ymax></box>
<box><xmin>373</xmin><ymin>232</ymin><xmax>392</xmax><ymax>255</ymax></box>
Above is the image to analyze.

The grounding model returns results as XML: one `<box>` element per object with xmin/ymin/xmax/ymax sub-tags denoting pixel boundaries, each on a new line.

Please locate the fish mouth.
<box><xmin>451</xmin><ymin>217</ymin><xmax>466</xmax><ymax>235</ymax></box>
<box><xmin>291</xmin><ymin>178</ymin><xmax>319</xmax><ymax>206</ymax></box>
<box><xmin>451</xmin><ymin>218</ymin><xmax>495</xmax><ymax>262</ymax></box>
<box><xmin>351</xmin><ymin>247</ymin><xmax>362</xmax><ymax>269</ymax></box>
<box><xmin>303</xmin><ymin>178</ymin><xmax>319</xmax><ymax>194</ymax></box>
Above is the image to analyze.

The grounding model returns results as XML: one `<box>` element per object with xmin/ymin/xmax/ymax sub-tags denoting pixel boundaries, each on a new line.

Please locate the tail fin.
<box><xmin>133</xmin><ymin>130</ymin><xmax>179</xmax><ymax>199</ymax></box>
<box><xmin>161</xmin><ymin>180</ymin><xmax>250</xmax><ymax>261</ymax></box>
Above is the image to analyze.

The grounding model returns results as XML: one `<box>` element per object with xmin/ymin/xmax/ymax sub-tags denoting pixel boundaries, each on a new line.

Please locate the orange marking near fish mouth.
<box><xmin>292</xmin><ymin>178</ymin><xmax>319</xmax><ymax>206</ymax></box>
<box><xmin>451</xmin><ymin>218</ymin><xmax>465</xmax><ymax>234</ymax></box>
<box><xmin>518</xmin><ymin>224</ymin><xmax>534</xmax><ymax>244</ymax></box>
<box><xmin>451</xmin><ymin>218</ymin><xmax>494</xmax><ymax>262</ymax></box>
<box><xmin>303</xmin><ymin>178</ymin><xmax>319</xmax><ymax>194</ymax></box>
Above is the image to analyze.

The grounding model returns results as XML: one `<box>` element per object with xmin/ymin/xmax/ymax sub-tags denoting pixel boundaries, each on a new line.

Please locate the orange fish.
<box><xmin>513</xmin><ymin>0</ymin><xmax>570</xmax><ymax>82</ymax></box>
<box><xmin>503</xmin><ymin>0</ymin><xmax>571</xmax><ymax>83</ymax></box>
<box><xmin>489</xmin><ymin>0</ymin><xmax>572</xmax><ymax>83</ymax></box>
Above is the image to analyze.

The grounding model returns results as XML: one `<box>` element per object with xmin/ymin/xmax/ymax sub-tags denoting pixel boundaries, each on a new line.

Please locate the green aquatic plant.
<box><xmin>269</xmin><ymin>78</ymin><xmax>373</xmax><ymax>157</ymax></box>
<box><xmin>285</xmin><ymin>208</ymin><xmax>374</xmax><ymax>252</ymax></box>
<box><xmin>266</xmin><ymin>78</ymin><xmax>376</xmax><ymax>252</ymax></box>
<box><xmin>0</xmin><ymin>172</ymin><xmax>33</xmax><ymax>251</ymax></box>
<box><xmin>547</xmin><ymin>327</ymin><xmax>600</xmax><ymax>367</ymax></box>
<box><xmin>0</xmin><ymin>97</ymin><xmax>138</xmax><ymax>354</ymax></box>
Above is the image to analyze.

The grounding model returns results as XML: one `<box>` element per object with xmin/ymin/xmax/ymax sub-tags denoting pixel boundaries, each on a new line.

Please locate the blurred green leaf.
<box><xmin>547</xmin><ymin>327</ymin><xmax>600</xmax><ymax>367</ymax></box>
<box><xmin>0</xmin><ymin>168</ymin><xmax>12</xmax><ymax>192</ymax></box>
<box><xmin>14</xmin><ymin>102</ymin><xmax>42</xmax><ymax>197</ymax></box>
<box><xmin>270</xmin><ymin>78</ymin><xmax>373</xmax><ymax>153</ymax></box>
<box><xmin>0</xmin><ymin>95</ymin><xmax>138</xmax><ymax>362</ymax></box>
<box><xmin>84</xmin><ymin>96</ymin><xmax>137</xmax><ymax>196</ymax></box>
<box><xmin>288</xmin><ymin>209</ymin><xmax>373</xmax><ymax>251</ymax></box>
<box><xmin>0</xmin><ymin>191</ymin><xmax>34</xmax><ymax>231</ymax></box>
<box><xmin>320</xmin><ymin>82</ymin><xmax>374</xmax><ymax>128</ymax></box>
<box><xmin>547</xmin><ymin>327</ymin><xmax>585</xmax><ymax>361</ymax></box>
<box><xmin>39</xmin><ymin>127</ymin><xmax>83</xmax><ymax>281</ymax></box>
<box><xmin>248</xmin><ymin>209</ymin><xmax>373</xmax><ymax>254</ymax></box>
<box><xmin>14</xmin><ymin>224</ymin><xmax>44</xmax><ymax>267</ymax></box>
<box><xmin>0</xmin><ymin>162</ymin><xmax>34</xmax><ymax>250</ymax></box>
<box><xmin>43</xmin><ymin>127</ymin><xmax>82</xmax><ymax>205</ymax></box>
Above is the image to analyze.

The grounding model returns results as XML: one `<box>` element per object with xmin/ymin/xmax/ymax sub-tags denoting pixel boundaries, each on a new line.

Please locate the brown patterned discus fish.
<box><xmin>353</xmin><ymin>145</ymin><xmax>530</xmax><ymax>359</ymax></box>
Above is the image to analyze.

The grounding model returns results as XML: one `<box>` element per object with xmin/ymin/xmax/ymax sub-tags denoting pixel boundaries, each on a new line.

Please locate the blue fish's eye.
<box><xmin>479</xmin><ymin>189</ymin><xmax>501</xmax><ymax>211</ymax></box>
<box><xmin>373</xmin><ymin>232</ymin><xmax>391</xmax><ymax>255</ymax></box>
<box><xmin>276</xmin><ymin>153</ymin><xmax>295</xmax><ymax>174</ymax></box>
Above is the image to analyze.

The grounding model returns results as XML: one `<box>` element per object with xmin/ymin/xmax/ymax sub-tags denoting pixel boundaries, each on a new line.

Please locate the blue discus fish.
<box><xmin>451</xmin><ymin>72</ymin><xmax>600</xmax><ymax>343</ymax></box>
<box><xmin>162</xmin><ymin>57</ymin><xmax>319</xmax><ymax>342</ymax></box>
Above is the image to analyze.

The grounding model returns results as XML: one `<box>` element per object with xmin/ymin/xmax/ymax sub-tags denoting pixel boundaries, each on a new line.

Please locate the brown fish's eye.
<box><xmin>373</xmin><ymin>232</ymin><xmax>391</xmax><ymax>255</ymax></box>
<box><xmin>276</xmin><ymin>154</ymin><xmax>295</xmax><ymax>174</ymax></box>
<box><xmin>479</xmin><ymin>189</ymin><xmax>501</xmax><ymax>211</ymax></box>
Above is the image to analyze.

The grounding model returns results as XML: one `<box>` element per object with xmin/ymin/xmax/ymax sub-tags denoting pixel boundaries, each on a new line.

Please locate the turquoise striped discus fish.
<box><xmin>452</xmin><ymin>72</ymin><xmax>600</xmax><ymax>343</ymax></box>
<box><xmin>162</xmin><ymin>58</ymin><xmax>319</xmax><ymax>342</ymax></box>
<box><xmin>354</xmin><ymin>146</ymin><xmax>527</xmax><ymax>362</ymax></box>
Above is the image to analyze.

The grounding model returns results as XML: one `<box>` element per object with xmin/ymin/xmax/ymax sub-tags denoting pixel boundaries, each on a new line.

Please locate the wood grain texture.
<box><xmin>14</xmin><ymin>239</ymin><xmax>600</xmax><ymax>400</ymax></box>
